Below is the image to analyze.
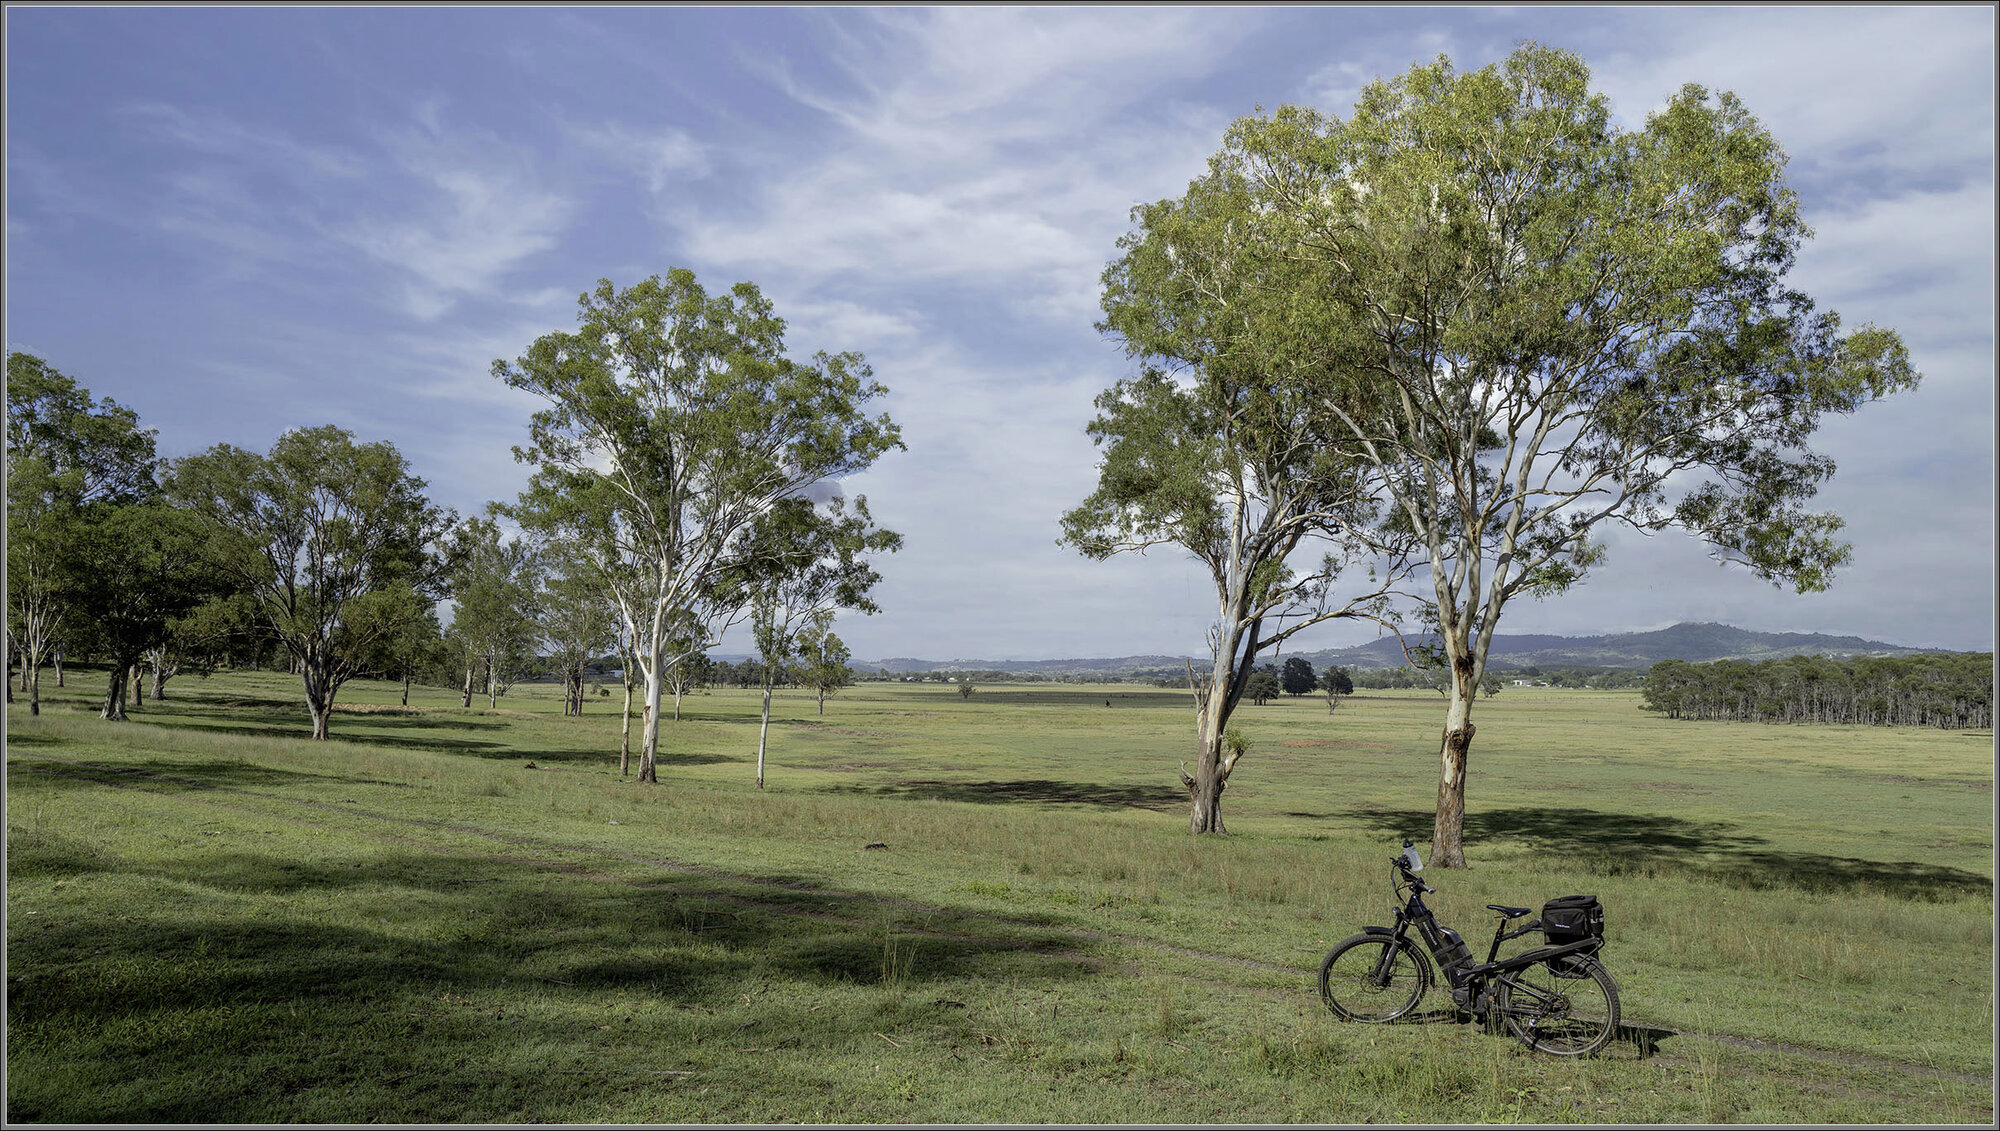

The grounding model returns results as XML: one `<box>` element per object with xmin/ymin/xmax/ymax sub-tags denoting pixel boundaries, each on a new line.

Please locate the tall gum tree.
<box><xmin>1064</xmin><ymin>163</ymin><xmax>1415</xmax><ymax>835</ymax></box>
<box><xmin>6</xmin><ymin>353</ymin><xmax>161</xmax><ymax>715</ymax></box>
<box><xmin>446</xmin><ymin>517</ymin><xmax>540</xmax><ymax>710</ymax></box>
<box><xmin>63</xmin><ymin>502</ymin><xmax>222</xmax><ymax>720</ymax></box>
<box><xmin>167</xmin><ymin>426</ymin><xmax>458</xmax><ymax>740</ymax></box>
<box><xmin>733</xmin><ymin>494</ymin><xmax>899</xmax><ymax>789</ymax></box>
<box><xmin>534</xmin><ymin>550</ymin><xmax>618</xmax><ymax>718</ymax></box>
<box><xmin>1220</xmin><ymin>45</ymin><xmax>1917</xmax><ymax>865</ymax></box>
<box><xmin>496</xmin><ymin>271</ymin><xmax>903</xmax><ymax>785</ymax></box>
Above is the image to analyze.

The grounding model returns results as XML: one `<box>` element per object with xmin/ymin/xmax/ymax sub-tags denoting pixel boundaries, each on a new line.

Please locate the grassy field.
<box><xmin>6</xmin><ymin>666</ymin><xmax>1993</xmax><ymax>1124</ymax></box>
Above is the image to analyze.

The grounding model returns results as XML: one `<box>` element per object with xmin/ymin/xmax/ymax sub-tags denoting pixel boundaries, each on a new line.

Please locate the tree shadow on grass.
<box><xmin>6</xmin><ymin>834</ymin><xmax>1108</xmax><ymax>1124</ymax></box>
<box><xmin>8</xmin><ymin>756</ymin><xmax>397</xmax><ymax>798</ymax></box>
<box><xmin>822</xmin><ymin>778</ymin><xmax>1185</xmax><ymax>812</ymax></box>
<box><xmin>137</xmin><ymin>717</ymin><xmax>516</xmax><ymax>755</ymax></box>
<box><xmin>1341</xmin><ymin>805</ymin><xmax>1991</xmax><ymax>900</ymax></box>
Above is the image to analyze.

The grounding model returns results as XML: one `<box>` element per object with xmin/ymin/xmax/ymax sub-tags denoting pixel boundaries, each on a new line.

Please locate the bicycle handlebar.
<box><xmin>1390</xmin><ymin>857</ymin><xmax>1433</xmax><ymax>893</ymax></box>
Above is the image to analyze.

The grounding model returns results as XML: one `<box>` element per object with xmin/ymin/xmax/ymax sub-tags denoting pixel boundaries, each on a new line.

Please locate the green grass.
<box><xmin>7</xmin><ymin>667</ymin><xmax>1993</xmax><ymax>1123</ymax></box>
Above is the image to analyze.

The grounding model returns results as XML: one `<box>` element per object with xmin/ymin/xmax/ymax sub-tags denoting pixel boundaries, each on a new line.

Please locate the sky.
<box><xmin>6</xmin><ymin>6</ymin><xmax>1994</xmax><ymax>662</ymax></box>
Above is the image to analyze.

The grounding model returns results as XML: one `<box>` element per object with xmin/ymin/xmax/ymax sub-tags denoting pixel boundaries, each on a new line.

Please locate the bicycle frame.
<box><xmin>1322</xmin><ymin>842</ymin><xmax>1620</xmax><ymax>1055</ymax></box>
<box><xmin>1362</xmin><ymin>864</ymin><xmax>1604</xmax><ymax>1004</ymax></box>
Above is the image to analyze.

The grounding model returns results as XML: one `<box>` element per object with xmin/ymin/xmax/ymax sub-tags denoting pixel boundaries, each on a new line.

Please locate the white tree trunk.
<box><xmin>756</xmin><ymin>682</ymin><xmax>774</xmax><ymax>789</ymax></box>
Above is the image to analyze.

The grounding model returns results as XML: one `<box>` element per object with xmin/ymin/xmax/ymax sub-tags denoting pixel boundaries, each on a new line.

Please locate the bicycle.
<box><xmin>1317</xmin><ymin>840</ymin><xmax>1621</xmax><ymax>1057</ymax></box>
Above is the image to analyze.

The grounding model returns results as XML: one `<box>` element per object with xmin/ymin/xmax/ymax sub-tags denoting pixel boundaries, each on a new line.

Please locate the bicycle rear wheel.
<box><xmin>1494</xmin><ymin>956</ymin><xmax>1620</xmax><ymax>1056</ymax></box>
<box><xmin>1318</xmin><ymin>934</ymin><xmax>1431</xmax><ymax>1023</ymax></box>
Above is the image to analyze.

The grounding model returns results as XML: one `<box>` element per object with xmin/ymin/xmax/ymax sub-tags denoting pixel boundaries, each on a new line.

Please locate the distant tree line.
<box><xmin>1640</xmin><ymin>654</ymin><xmax>1992</xmax><ymax>729</ymax></box>
<box><xmin>1347</xmin><ymin>664</ymin><xmax>1645</xmax><ymax>692</ymax></box>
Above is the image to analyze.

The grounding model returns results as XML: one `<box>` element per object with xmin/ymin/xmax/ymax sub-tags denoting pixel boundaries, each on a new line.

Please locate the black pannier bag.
<box><xmin>1540</xmin><ymin>895</ymin><xmax>1604</xmax><ymax>946</ymax></box>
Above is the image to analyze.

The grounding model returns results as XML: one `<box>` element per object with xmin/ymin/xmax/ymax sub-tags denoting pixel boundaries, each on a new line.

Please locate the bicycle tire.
<box><xmin>1494</xmin><ymin>955</ymin><xmax>1620</xmax><ymax>1056</ymax></box>
<box><xmin>1318</xmin><ymin>933</ymin><xmax>1432</xmax><ymax>1023</ymax></box>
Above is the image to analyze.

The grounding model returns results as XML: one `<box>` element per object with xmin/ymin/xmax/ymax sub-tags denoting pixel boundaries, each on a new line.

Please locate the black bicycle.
<box><xmin>1318</xmin><ymin>840</ymin><xmax>1620</xmax><ymax>1057</ymax></box>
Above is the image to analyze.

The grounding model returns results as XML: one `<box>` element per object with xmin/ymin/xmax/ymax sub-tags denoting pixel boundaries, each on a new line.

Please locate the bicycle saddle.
<box><xmin>1486</xmin><ymin>903</ymin><xmax>1533</xmax><ymax>918</ymax></box>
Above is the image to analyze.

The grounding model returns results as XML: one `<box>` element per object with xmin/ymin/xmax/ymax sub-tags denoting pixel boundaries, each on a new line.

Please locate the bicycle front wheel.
<box><xmin>1495</xmin><ymin>956</ymin><xmax>1620</xmax><ymax>1056</ymax></box>
<box><xmin>1318</xmin><ymin>933</ymin><xmax>1431</xmax><ymax>1023</ymax></box>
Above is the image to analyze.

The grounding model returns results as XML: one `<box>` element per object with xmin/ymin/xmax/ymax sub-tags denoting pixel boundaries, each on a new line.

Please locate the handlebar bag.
<box><xmin>1540</xmin><ymin>895</ymin><xmax>1604</xmax><ymax>945</ymax></box>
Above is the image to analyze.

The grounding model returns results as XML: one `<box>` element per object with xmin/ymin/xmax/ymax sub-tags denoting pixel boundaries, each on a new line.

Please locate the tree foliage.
<box><xmin>1642</xmin><ymin>653</ymin><xmax>1991</xmax><ymax>729</ymax></box>
<box><xmin>1321</xmin><ymin>664</ymin><xmax>1354</xmax><ymax>712</ymax></box>
<box><xmin>1065</xmin><ymin>144</ymin><xmax>1413</xmax><ymax>833</ymax></box>
<box><xmin>1194</xmin><ymin>44</ymin><xmax>1916</xmax><ymax>864</ymax></box>
<box><xmin>535</xmin><ymin>549</ymin><xmax>619</xmax><ymax>717</ymax></box>
<box><xmin>447</xmin><ymin>517</ymin><xmax>540</xmax><ymax>710</ymax></box>
<box><xmin>63</xmin><ymin>503</ymin><xmax>224</xmax><ymax>720</ymax></box>
<box><xmin>6</xmin><ymin>353</ymin><xmax>163</xmax><ymax>714</ymax></box>
<box><xmin>1280</xmin><ymin>656</ymin><xmax>1317</xmax><ymax>697</ymax></box>
<box><xmin>794</xmin><ymin>610</ymin><xmax>853</xmax><ymax>716</ymax></box>
<box><xmin>167</xmin><ymin>426</ymin><xmax>457</xmax><ymax>739</ymax></box>
<box><xmin>6</xmin><ymin>352</ymin><xmax>159</xmax><ymax>507</ymax></box>
<box><xmin>496</xmin><ymin>271</ymin><xmax>902</xmax><ymax>783</ymax></box>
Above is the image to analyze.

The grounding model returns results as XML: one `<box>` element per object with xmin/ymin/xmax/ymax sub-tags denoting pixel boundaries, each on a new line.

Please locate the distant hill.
<box><xmin>1291</xmin><ymin>622</ymin><xmax>1952</xmax><ymax>671</ymax></box>
<box><xmin>852</xmin><ymin>622</ymin><xmax>1956</xmax><ymax>678</ymax></box>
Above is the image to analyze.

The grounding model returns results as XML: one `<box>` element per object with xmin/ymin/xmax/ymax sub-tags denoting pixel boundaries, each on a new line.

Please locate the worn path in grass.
<box><xmin>13</xmin><ymin>745</ymin><xmax>1986</xmax><ymax>1093</ymax></box>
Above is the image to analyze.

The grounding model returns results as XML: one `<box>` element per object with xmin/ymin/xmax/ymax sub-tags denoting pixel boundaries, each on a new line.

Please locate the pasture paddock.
<box><xmin>7</xmin><ymin>668</ymin><xmax>1992</xmax><ymax>1123</ymax></box>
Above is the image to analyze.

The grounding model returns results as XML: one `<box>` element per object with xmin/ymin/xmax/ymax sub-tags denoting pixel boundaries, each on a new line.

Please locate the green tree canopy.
<box><xmin>1064</xmin><ymin>122</ymin><xmax>1415</xmax><ymax>833</ymax></box>
<box><xmin>6</xmin><ymin>353</ymin><xmax>164</xmax><ymax>714</ymax></box>
<box><xmin>446</xmin><ymin>516</ymin><xmax>540</xmax><ymax>710</ymax></box>
<box><xmin>61</xmin><ymin>502</ymin><xmax>224</xmax><ymax>720</ymax></box>
<box><xmin>1193</xmin><ymin>44</ymin><xmax>1916</xmax><ymax>864</ymax></box>
<box><xmin>167</xmin><ymin>426</ymin><xmax>457</xmax><ymax>739</ymax></box>
<box><xmin>1281</xmin><ymin>656</ymin><xmax>1318</xmax><ymax>697</ymax></box>
<box><xmin>496</xmin><ymin>271</ymin><xmax>903</xmax><ymax>784</ymax></box>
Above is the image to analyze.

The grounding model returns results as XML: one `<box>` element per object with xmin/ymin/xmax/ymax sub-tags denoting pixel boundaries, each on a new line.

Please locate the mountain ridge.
<box><xmin>849</xmin><ymin>622</ymin><xmax>1964</xmax><ymax>676</ymax></box>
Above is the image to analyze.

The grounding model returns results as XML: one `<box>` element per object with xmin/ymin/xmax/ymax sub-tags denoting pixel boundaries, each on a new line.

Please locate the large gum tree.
<box><xmin>1064</xmin><ymin>161</ymin><xmax>1414</xmax><ymax>835</ymax></box>
<box><xmin>167</xmin><ymin>426</ymin><xmax>458</xmax><ymax>740</ymax></box>
<box><xmin>1219</xmin><ymin>45</ymin><xmax>1916</xmax><ymax>865</ymax></box>
<box><xmin>6</xmin><ymin>353</ymin><xmax>161</xmax><ymax>713</ymax></box>
<box><xmin>734</xmin><ymin>494</ymin><xmax>899</xmax><ymax>790</ymax></box>
<box><xmin>496</xmin><ymin>271</ymin><xmax>902</xmax><ymax>785</ymax></box>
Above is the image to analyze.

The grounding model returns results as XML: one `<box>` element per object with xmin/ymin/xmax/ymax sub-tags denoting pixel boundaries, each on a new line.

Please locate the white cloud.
<box><xmin>1791</xmin><ymin>182</ymin><xmax>1996</xmax><ymax>350</ymax></box>
<box><xmin>119</xmin><ymin>101</ymin><xmax>368</xmax><ymax>181</ymax></box>
<box><xmin>572</xmin><ymin>121</ymin><xmax>710</xmax><ymax>195</ymax></box>
<box><xmin>1300</xmin><ymin>27</ymin><xmax>1462</xmax><ymax>112</ymax></box>
<box><xmin>338</xmin><ymin>114</ymin><xmax>573</xmax><ymax>321</ymax></box>
<box><xmin>675</xmin><ymin>8</ymin><xmax>1243</xmax><ymax>332</ymax></box>
<box><xmin>1589</xmin><ymin>6</ymin><xmax>1992</xmax><ymax>186</ymax></box>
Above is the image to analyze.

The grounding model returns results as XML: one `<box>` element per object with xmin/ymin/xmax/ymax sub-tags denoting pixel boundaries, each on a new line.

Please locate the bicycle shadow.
<box><xmin>1401</xmin><ymin>1005</ymin><xmax>1675</xmax><ymax>1058</ymax></box>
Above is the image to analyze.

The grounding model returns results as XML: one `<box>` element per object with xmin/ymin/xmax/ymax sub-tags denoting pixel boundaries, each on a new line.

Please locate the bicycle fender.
<box><xmin>1358</xmin><ymin>926</ymin><xmax>1397</xmax><ymax>938</ymax></box>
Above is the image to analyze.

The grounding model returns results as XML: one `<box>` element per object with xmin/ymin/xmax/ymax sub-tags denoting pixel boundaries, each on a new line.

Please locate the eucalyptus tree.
<box><xmin>535</xmin><ymin>551</ymin><xmax>619</xmax><ymax>717</ymax></box>
<box><xmin>794</xmin><ymin>609</ymin><xmax>854</xmax><ymax>716</ymax></box>
<box><xmin>732</xmin><ymin>494</ymin><xmax>899</xmax><ymax>789</ymax></box>
<box><xmin>365</xmin><ymin>596</ymin><xmax>445</xmax><ymax>708</ymax></box>
<box><xmin>144</xmin><ymin>590</ymin><xmax>265</xmax><ymax>700</ymax></box>
<box><xmin>6</xmin><ymin>353</ymin><xmax>161</xmax><ymax>714</ymax></box>
<box><xmin>61</xmin><ymin>502</ymin><xmax>222</xmax><ymax>720</ymax></box>
<box><xmin>659</xmin><ymin>625</ymin><xmax>708</xmax><ymax>724</ymax></box>
<box><xmin>166</xmin><ymin>426</ymin><xmax>458</xmax><ymax>740</ymax></box>
<box><xmin>1063</xmin><ymin>158</ymin><xmax>1414</xmax><ymax>834</ymax></box>
<box><xmin>496</xmin><ymin>271</ymin><xmax>903</xmax><ymax>784</ymax></box>
<box><xmin>7</xmin><ymin>458</ymin><xmax>75</xmax><ymax>717</ymax></box>
<box><xmin>447</xmin><ymin>517</ymin><xmax>540</xmax><ymax>710</ymax></box>
<box><xmin>1321</xmin><ymin>665</ymin><xmax>1354</xmax><ymax>713</ymax></box>
<box><xmin>1218</xmin><ymin>44</ymin><xmax>1918</xmax><ymax>864</ymax></box>
<box><xmin>1281</xmin><ymin>656</ymin><xmax>1317</xmax><ymax>697</ymax></box>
